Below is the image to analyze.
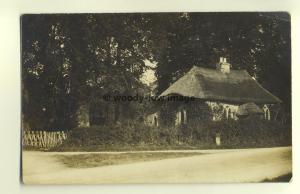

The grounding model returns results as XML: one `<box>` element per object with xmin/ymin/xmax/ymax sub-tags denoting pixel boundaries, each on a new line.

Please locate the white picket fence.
<box><xmin>22</xmin><ymin>130</ymin><xmax>68</xmax><ymax>149</ymax></box>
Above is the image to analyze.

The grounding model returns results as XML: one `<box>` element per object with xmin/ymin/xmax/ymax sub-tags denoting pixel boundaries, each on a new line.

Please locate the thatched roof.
<box><xmin>237</xmin><ymin>102</ymin><xmax>264</xmax><ymax>116</ymax></box>
<box><xmin>159</xmin><ymin>66</ymin><xmax>281</xmax><ymax>104</ymax></box>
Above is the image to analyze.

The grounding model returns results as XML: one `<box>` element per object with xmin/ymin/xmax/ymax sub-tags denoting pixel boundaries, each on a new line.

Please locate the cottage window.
<box><xmin>230</xmin><ymin>109</ymin><xmax>235</xmax><ymax>119</ymax></box>
<box><xmin>182</xmin><ymin>109</ymin><xmax>187</xmax><ymax>124</ymax></box>
<box><xmin>175</xmin><ymin>111</ymin><xmax>180</xmax><ymax>126</ymax></box>
<box><xmin>175</xmin><ymin>109</ymin><xmax>187</xmax><ymax>125</ymax></box>
<box><xmin>228</xmin><ymin>108</ymin><xmax>232</xmax><ymax>119</ymax></box>
<box><xmin>233</xmin><ymin>112</ymin><xmax>237</xmax><ymax>120</ymax></box>
<box><xmin>263</xmin><ymin>105</ymin><xmax>271</xmax><ymax>120</ymax></box>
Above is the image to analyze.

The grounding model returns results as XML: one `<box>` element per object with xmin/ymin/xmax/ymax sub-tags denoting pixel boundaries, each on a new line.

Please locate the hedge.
<box><xmin>54</xmin><ymin>118</ymin><xmax>291</xmax><ymax>151</ymax></box>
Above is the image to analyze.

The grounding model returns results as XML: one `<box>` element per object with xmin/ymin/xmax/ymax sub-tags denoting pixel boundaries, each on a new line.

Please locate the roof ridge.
<box><xmin>191</xmin><ymin>65</ymin><xmax>246</xmax><ymax>72</ymax></box>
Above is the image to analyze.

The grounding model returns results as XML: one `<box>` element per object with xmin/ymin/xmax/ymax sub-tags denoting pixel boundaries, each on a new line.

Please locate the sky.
<box><xmin>140</xmin><ymin>59</ymin><xmax>157</xmax><ymax>85</ymax></box>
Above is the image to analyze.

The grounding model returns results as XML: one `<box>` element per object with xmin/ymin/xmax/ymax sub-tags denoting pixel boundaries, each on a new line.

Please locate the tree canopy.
<box><xmin>21</xmin><ymin>12</ymin><xmax>291</xmax><ymax>130</ymax></box>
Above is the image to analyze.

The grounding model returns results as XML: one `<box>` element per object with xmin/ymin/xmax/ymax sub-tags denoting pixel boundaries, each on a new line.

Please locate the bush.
<box><xmin>176</xmin><ymin>118</ymin><xmax>291</xmax><ymax>148</ymax></box>
<box><xmin>55</xmin><ymin>118</ymin><xmax>291</xmax><ymax>151</ymax></box>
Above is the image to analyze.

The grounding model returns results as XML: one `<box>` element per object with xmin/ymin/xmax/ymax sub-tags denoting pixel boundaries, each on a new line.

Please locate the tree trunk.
<box><xmin>76</xmin><ymin>102</ymin><xmax>90</xmax><ymax>128</ymax></box>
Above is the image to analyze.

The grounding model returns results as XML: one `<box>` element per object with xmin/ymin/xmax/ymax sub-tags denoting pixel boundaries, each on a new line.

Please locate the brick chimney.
<box><xmin>216</xmin><ymin>57</ymin><xmax>231</xmax><ymax>73</ymax></box>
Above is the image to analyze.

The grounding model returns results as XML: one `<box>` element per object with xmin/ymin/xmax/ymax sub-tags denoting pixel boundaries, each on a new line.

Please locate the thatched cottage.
<box><xmin>147</xmin><ymin>57</ymin><xmax>281</xmax><ymax>126</ymax></box>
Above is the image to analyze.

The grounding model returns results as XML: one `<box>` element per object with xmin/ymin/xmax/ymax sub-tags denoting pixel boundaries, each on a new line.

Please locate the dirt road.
<box><xmin>22</xmin><ymin>147</ymin><xmax>292</xmax><ymax>184</ymax></box>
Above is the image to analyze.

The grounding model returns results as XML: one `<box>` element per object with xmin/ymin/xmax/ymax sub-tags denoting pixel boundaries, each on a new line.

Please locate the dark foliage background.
<box><xmin>21</xmin><ymin>12</ymin><xmax>291</xmax><ymax>130</ymax></box>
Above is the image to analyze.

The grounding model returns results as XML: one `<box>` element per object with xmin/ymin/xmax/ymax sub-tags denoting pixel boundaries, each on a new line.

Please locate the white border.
<box><xmin>0</xmin><ymin>0</ymin><xmax>299</xmax><ymax>194</ymax></box>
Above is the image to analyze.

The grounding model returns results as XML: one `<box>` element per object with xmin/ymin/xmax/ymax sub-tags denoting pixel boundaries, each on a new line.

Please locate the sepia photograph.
<box><xmin>21</xmin><ymin>12</ymin><xmax>292</xmax><ymax>184</ymax></box>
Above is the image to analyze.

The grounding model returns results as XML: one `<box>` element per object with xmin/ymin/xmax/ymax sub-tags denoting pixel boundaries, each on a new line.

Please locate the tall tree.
<box><xmin>148</xmin><ymin>12</ymin><xmax>291</xmax><ymax>122</ymax></box>
<box><xmin>22</xmin><ymin>14</ymin><xmax>152</xmax><ymax>130</ymax></box>
<box><xmin>22</xmin><ymin>13</ymin><xmax>291</xmax><ymax>130</ymax></box>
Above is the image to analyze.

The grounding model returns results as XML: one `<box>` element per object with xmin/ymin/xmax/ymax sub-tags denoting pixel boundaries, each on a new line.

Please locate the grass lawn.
<box><xmin>55</xmin><ymin>152</ymin><xmax>203</xmax><ymax>168</ymax></box>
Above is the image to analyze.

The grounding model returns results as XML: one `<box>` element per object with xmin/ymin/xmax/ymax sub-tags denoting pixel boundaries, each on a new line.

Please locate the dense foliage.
<box><xmin>54</xmin><ymin>118</ymin><xmax>291</xmax><ymax>151</ymax></box>
<box><xmin>22</xmin><ymin>14</ymin><xmax>152</xmax><ymax>130</ymax></box>
<box><xmin>22</xmin><ymin>13</ymin><xmax>291</xmax><ymax>130</ymax></box>
<box><xmin>150</xmin><ymin>13</ymin><xmax>291</xmax><ymax>123</ymax></box>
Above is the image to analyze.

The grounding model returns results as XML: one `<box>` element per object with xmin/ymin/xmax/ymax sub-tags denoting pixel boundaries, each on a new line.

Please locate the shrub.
<box><xmin>55</xmin><ymin>118</ymin><xmax>291</xmax><ymax>151</ymax></box>
<box><xmin>176</xmin><ymin>118</ymin><xmax>291</xmax><ymax>148</ymax></box>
